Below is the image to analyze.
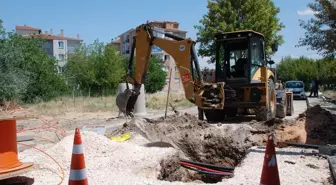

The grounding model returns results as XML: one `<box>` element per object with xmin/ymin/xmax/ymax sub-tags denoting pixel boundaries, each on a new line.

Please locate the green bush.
<box><xmin>0</xmin><ymin>20</ymin><xmax>67</xmax><ymax>103</ymax></box>
<box><xmin>276</xmin><ymin>56</ymin><xmax>336</xmax><ymax>90</ymax></box>
<box><xmin>64</xmin><ymin>40</ymin><xmax>127</xmax><ymax>96</ymax></box>
<box><xmin>124</xmin><ymin>55</ymin><xmax>167</xmax><ymax>93</ymax></box>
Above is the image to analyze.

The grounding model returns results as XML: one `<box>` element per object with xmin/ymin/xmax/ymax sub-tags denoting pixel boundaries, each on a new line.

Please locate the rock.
<box><xmin>285</xmin><ymin>160</ymin><xmax>295</xmax><ymax>165</ymax></box>
<box><xmin>306</xmin><ymin>164</ymin><xmax>319</xmax><ymax>169</ymax></box>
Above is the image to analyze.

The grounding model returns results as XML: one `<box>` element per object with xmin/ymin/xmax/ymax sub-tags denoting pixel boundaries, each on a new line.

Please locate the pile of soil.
<box><xmin>275</xmin><ymin>105</ymin><xmax>336</xmax><ymax>146</ymax></box>
<box><xmin>119</xmin><ymin>113</ymin><xmax>259</xmax><ymax>166</ymax></box>
<box><xmin>305</xmin><ymin>105</ymin><xmax>336</xmax><ymax>144</ymax></box>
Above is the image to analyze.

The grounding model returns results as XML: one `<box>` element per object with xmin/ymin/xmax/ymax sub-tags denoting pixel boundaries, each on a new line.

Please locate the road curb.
<box><xmin>306</xmin><ymin>97</ymin><xmax>312</xmax><ymax>109</ymax></box>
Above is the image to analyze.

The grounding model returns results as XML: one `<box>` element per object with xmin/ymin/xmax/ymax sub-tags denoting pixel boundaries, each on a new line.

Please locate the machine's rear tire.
<box><xmin>204</xmin><ymin>110</ymin><xmax>225</xmax><ymax>123</ymax></box>
<box><xmin>256</xmin><ymin>78</ymin><xmax>276</xmax><ymax>121</ymax></box>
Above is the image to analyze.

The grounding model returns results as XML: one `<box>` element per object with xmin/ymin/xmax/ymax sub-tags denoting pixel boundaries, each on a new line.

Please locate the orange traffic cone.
<box><xmin>68</xmin><ymin>128</ymin><xmax>88</xmax><ymax>185</ymax></box>
<box><xmin>260</xmin><ymin>135</ymin><xmax>280</xmax><ymax>185</ymax></box>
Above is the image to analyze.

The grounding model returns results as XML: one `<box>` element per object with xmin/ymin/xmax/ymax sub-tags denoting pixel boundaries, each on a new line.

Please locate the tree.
<box><xmin>297</xmin><ymin>0</ymin><xmax>336</xmax><ymax>58</ymax></box>
<box><xmin>64</xmin><ymin>40</ymin><xmax>127</xmax><ymax>96</ymax></box>
<box><xmin>276</xmin><ymin>56</ymin><xmax>336</xmax><ymax>90</ymax></box>
<box><xmin>143</xmin><ymin>56</ymin><xmax>167</xmax><ymax>93</ymax></box>
<box><xmin>0</xmin><ymin>19</ymin><xmax>67</xmax><ymax>103</ymax></box>
<box><xmin>194</xmin><ymin>0</ymin><xmax>285</xmax><ymax>63</ymax></box>
<box><xmin>125</xmin><ymin>55</ymin><xmax>167</xmax><ymax>93</ymax></box>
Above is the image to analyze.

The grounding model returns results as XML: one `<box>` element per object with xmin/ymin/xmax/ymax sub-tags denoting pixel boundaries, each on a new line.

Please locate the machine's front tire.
<box><xmin>256</xmin><ymin>78</ymin><xmax>276</xmax><ymax>122</ymax></box>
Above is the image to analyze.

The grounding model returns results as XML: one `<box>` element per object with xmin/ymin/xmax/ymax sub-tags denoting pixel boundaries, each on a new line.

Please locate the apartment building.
<box><xmin>110</xmin><ymin>38</ymin><xmax>121</xmax><ymax>53</ymax></box>
<box><xmin>16</xmin><ymin>25</ymin><xmax>83</xmax><ymax>73</ymax></box>
<box><xmin>115</xmin><ymin>21</ymin><xmax>188</xmax><ymax>92</ymax></box>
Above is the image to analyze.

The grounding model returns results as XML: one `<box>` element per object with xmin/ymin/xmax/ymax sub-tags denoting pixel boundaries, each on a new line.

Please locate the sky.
<box><xmin>0</xmin><ymin>0</ymin><xmax>320</xmax><ymax>69</ymax></box>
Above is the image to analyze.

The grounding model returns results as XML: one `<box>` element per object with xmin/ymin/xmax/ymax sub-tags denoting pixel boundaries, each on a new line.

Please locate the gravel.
<box><xmin>224</xmin><ymin>146</ymin><xmax>331</xmax><ymax>185</ymax></box>
<box><xmin>18</xmin><ymin>131</ymin><xmax>181</xmax><ymax>185</ymax></box>
<box><xmin>15</xmin><ymin>131</ymin><xmax>332</xmax><ymax>185</ymax></box>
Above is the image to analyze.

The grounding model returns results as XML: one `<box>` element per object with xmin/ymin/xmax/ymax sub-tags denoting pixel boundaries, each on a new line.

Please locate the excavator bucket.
<box><xmin>116</xmin><ymin>88</ymin><xmax>133</xmax><ymax>117</ymax></box>
<box><xmin>116</xmin><ymin>84</ymin><xmax>140</xmax><ymax>117</ymax></box>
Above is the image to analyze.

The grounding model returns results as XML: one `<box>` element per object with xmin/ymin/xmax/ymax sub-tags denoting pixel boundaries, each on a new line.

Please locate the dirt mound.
<box><xmin>274</xmin><ymin>105</ymin><xmax>336</xmax><ymax>146</ymax></box>
<box><xmin>305</xmin><ymin>105</ymin><xmax>336</xmax><ymax>144</ymax></box>
<box><xmin>122</xmin><ymin>114</ymin><xmax>258</xmax><ymax>165</ymax></box>
<box><xmin>275</xmin><ymin>118</ymin><xmax>307</xmax><ymax>146</ymax></box>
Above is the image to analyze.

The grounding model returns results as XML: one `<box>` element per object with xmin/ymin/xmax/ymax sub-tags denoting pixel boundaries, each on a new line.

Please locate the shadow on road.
<box><xmin>221</xmin><ymin>115</ymin><xmax>258</xmax><ymax>124</ymax></box>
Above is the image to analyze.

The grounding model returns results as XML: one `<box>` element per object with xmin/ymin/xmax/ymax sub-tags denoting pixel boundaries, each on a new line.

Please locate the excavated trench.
<box><xmin>113</xmin><ymin>113</ymin><xmax>278</xmax><ymax>183</ymax></box>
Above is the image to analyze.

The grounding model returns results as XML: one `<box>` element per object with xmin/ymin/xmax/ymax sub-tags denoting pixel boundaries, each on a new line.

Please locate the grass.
<box><xmin>23</xmin><ymin>92</ymin><xmax>194</xmax><ymax>116</ymax></box>
<box><xmin>322</xmin><ymin>90</ymin><xmax>336</xmax><ymax>100</ymax></box>
<box><xmin>145</xmin><ymin>93</ymin><xmax>194</xmax><ymax>110</ymax></box>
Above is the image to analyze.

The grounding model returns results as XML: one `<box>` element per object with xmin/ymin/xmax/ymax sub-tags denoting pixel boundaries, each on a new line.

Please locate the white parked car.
<box><xmin>285</xmin><ymin>80</ymin><xmax>307</xmax><ymax>100</ymax></box>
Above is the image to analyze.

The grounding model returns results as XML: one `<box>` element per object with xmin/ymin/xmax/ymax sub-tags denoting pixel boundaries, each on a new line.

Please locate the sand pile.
<box><xmin>16</xmin><ymin>131</ymin><xmax>178</xmax><ymax>185</ymax></box>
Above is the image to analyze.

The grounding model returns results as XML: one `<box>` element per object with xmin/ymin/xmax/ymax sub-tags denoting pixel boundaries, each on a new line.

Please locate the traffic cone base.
<box><xmin>260</xmin><ymin>135</ymin><xmax>280</xmax><ymax>185</ymax></box>
<box><xmin>69</xmin><ymin>128</ymin><xmax>88</xmax><ymax>185</ymax></box>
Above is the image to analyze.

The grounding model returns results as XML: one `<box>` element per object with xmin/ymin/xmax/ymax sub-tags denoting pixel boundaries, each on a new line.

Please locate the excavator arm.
<box><xmin>116</xmin><ymin>24</ymin><xmax>226</xmax><ymax>117</ymax></box>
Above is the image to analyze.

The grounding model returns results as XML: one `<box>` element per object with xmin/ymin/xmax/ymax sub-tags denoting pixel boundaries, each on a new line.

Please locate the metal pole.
<box><xmin>72</xmin><ymin>87</ymin><xmax>75</xmax><ymax>106</ymax></box>
<box><xmin>165</xmin><ymin>68</ymin><xmax>173</xmax><ymax>119</ymax></box>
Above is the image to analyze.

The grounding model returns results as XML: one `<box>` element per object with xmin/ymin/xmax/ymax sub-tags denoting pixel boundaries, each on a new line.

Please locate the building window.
<box><xmin>58</xmin><ymin>54</ymin><xmax>65</xmax><ymax>60</ymax></box>
<box><xmin>58</xmin><ymin>41</ymin><xmax>64</xmax><ymax>48</ymax></box>
<box><xmin>174</xmin><ymin>78</ymin><xmax>180</xmax><ymax>83</ymax></box>
<box><xmin>174</xmin><ymin>66</ymin><xmax>178</xmax><ymax>72</ymax></box>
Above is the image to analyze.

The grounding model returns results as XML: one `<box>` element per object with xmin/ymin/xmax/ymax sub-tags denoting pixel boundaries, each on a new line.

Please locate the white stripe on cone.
<box><xmin>69</xmin><ymin>169</ymin><xmax>87</xmax><ymax>180</ymax></box>
<box><xmin>72</xmin><ymin>144</ymin><xmax>84</xmax><ymax>154</ymax></box>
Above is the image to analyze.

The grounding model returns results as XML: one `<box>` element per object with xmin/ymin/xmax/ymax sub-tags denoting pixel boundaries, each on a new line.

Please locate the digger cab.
<box><xmin>202</xmin><ymin>30</ymin><xmax>279</xmax><ymax>122</ymax></box>
<box><xmin>214</xmin><ymin>30</ymin><xmax>273</xmax><ymax>84</ymax></box>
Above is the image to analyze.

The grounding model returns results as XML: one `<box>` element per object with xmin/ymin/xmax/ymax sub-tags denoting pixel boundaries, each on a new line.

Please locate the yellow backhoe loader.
<box><xmin>116</xmin><ymin>23</ymin><xmax>293</xmax><ymax>122</ymax></box>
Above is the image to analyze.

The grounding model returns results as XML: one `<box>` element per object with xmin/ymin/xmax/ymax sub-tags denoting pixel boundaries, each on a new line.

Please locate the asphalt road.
<box><xmin>285</xmin><ymin>99</ymin><xmax>307</xmax><ymax>120</ymax></box>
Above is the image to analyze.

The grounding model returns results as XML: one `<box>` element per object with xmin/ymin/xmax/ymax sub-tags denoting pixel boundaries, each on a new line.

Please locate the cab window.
<box><xmin>250</xmin><ymin>37</ymin><xmax>264</xmax><ymax>77</ymax></box>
